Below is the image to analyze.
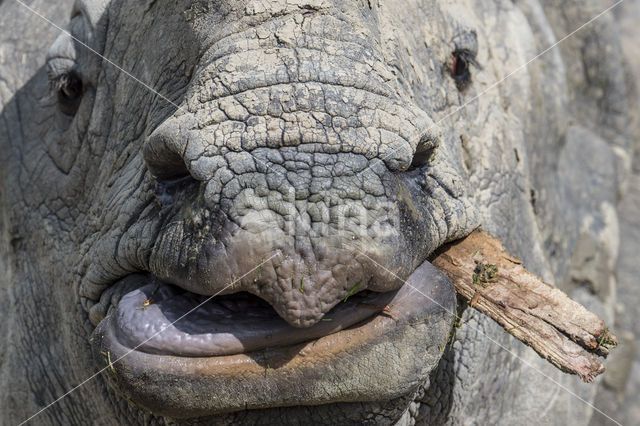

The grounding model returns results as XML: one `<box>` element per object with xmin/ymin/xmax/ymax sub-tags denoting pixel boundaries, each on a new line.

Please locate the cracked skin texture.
<box><xmin>0</xmin><ymin>0</ymin><xmax>636</xmax><ymax>424</ymax></box>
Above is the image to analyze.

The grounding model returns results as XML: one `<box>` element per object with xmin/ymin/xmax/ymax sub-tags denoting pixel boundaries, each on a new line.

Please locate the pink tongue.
<box><xmin>113</xmin><ymin>282</ymin><xmax>395</xmax><ymax>357</ymax></box>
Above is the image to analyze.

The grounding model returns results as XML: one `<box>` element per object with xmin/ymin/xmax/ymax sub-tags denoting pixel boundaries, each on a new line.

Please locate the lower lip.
<box><xmin>91</xmin><ymin>261</ymin><xmax>455</xmax><ymax>417</ymax></box>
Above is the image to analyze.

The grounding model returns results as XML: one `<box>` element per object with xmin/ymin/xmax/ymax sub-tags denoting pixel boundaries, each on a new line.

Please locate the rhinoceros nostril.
<box><xmin>146</xmin><ymin>149</ymin><xmax>191</xmax><ymax>181</ymax></box>
<box><xmin>143</xmin><ymin>121</ymin><xmax>192</xmax><ymax>182</ymax></box>
<box><xmin>407</xmin><ymin>132</ymin><xmax>438</xmax><ymax>172</ymax></box>
<box><xmin>408</xmin><ymin>146</ymin><xmax>436</xmax><ymax>171</ymax></box>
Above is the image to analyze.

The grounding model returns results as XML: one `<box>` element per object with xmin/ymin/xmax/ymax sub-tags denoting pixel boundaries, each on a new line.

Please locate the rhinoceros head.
<box><xmin>0</xmin><ymin>0</ymin><xmax>631</xmax><ymax>424</ymax></box>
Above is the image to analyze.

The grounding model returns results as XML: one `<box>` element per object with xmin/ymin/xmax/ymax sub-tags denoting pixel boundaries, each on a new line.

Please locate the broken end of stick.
<box><xmin>581</xmin><ymin>361</ymin><xmax>605</xmax><ymax>384</ymax></box>
<box><xmin>555</xmin><ymin>356</ymin><xmax>605</xmax><ymax>383</ymax></box>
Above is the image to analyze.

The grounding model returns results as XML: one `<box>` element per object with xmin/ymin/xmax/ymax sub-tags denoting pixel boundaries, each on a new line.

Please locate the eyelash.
<box><xmin>449</xmin><ymin>49</ymin><xmax>480</xmax><ymax>91</ymax></box>
<box><xmin>47</xmin><ymin>66</ymin><xmax>84</xmax><ymax>116</ymax></box>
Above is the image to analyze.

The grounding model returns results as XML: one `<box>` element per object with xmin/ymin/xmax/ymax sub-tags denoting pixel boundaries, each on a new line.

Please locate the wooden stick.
<box><xmin>431</xmin><ymin>229</ymin><xmax>617</xmax><ymax>383</ymax></box>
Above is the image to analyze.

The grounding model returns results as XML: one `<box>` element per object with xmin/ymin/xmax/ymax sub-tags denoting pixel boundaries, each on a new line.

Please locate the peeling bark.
<box><xmin>431</xmin><ymin>229</ymin><xmax>618</xmax><ymax>383</ymax></box>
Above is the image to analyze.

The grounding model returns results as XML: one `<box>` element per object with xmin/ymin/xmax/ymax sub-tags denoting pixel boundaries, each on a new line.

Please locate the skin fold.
<box><xmin>0</xmin><ymin>0</ymin><xmax>636</xmax><ymax>424</ymax></box>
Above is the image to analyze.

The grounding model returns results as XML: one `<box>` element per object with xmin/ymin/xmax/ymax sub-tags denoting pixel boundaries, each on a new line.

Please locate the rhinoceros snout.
<box><xmin>138</xmin><ymin>19</ymin><xmax>448</xmax><ymax>327</ymax></box>
<box><xmin>141</xmin><ymin>105</ymin><xmax>437</xmax><ymax>326</ymax></box>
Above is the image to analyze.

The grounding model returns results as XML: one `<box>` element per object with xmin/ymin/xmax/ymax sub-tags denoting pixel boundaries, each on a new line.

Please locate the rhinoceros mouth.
<box><xmin>90</xmin><ymin>260</ymin><xmax>455</xmax><ymax>418</ymax></box>
<box><xmin>109</xmin><ymin>280</ymin><xmax>396</xmax><ymax>357</ymax></box>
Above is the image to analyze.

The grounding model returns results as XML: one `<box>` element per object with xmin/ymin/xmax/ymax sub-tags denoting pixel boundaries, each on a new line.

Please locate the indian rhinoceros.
<box><xmin>0</xmin><ymin>0</ymin><xmax>636</xmax><ymax>424</ymax></box>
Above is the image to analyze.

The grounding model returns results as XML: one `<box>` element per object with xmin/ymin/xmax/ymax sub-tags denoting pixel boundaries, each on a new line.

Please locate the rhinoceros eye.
<box><xmin>450</xmin><ymin>49</ymin><xmax>479</xmax><ymax>91</ymax></box>
<box><xmin>50</xmin><ymin>70</ymin><xmax>84</xmax><ymax>116</ymax></box>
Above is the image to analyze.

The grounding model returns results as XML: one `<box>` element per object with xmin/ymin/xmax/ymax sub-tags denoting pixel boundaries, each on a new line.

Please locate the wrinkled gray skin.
<box><xmin>0</xmin><ymin>0</ymin><xmax>637</xmax><ymax>424</ymax></box>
